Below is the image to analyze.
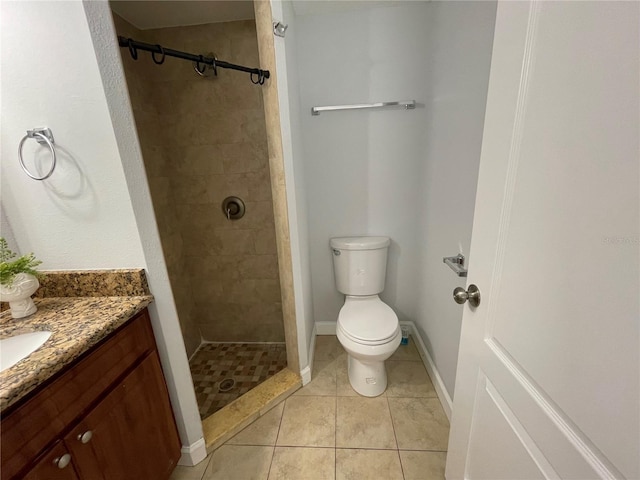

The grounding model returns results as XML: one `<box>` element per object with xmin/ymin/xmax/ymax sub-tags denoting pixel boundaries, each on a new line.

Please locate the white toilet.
<box><xmin>330</xmin><ymin>236</ymin><xmax>401</xmax><ymax>397</ymax></box>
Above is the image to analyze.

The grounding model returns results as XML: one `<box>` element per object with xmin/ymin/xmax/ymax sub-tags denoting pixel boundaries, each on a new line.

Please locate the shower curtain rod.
<box><xmin>117</xmin><ymin>36</ymin><xmax>270</xmax><ymax>85</ymax></box>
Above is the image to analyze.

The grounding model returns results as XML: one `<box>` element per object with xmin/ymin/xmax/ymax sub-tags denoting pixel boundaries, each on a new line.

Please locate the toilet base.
<box><xmin>347</xmin><ymin>355</ymin><xmax>387</xmax><ymax>397</ymax></box>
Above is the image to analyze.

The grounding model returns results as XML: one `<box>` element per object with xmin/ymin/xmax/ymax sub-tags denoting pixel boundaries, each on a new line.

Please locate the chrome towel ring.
<box><xmin>18</xmin><ymin>127</ymin><xmax>56</xmax><ymax>181</ymax></box>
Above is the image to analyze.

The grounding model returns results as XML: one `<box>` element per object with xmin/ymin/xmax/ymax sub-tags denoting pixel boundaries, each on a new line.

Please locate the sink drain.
<box><xmin>218</xmin><ymin>378</ymin><xmax>235</xmax><ymax>392</ymax></box>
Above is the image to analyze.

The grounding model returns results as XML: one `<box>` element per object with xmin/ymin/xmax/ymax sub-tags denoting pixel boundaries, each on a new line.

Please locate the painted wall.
<box><xmin>1</xmin><ymin>1</ymin><xmax>205</xmax><ymax>464</ymax></box>
<box><xmin>1</xmin><ymin>1</ymin><xmax>145</xmax><ymax>269</ymax></box>
<box><xmin>293</xmin><ymin>1</ymin><xmax>496</xmax><ymax>398</ymax></box>
<box><xmin>415</xmin><ymin>1</ymin><xmax>496</xmax><ymax>397</ymax></box>
<box><xmin>271</xmin><ymin>0</ymin><xmax>316</xmax><ymax>374</ymax></box>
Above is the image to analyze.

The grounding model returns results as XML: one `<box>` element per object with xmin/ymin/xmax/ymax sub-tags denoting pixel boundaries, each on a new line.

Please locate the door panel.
<box><xmin>446</xmin><ymin>1</ymin><xmax>639</xmax><ymax>479</ymax></box>
<box><xmin>65</xmin><ymin>353</ymin><xmax>181</xmax><ymax>480</ymax></box>
<box><xmin>22</xmin><ymin>441</ymin><xmax>79</xmax><ymax>480</ymax></box>
<box><xmin>466</xmin><ymin>374</ymin><xmax>547</xmax><ymax>480</ymax></box>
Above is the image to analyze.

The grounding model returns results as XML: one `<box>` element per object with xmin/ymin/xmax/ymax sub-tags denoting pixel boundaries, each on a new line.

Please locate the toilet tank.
<box><xmin>330</xmin><ymin>236</ymin><xmax>391</xmax><ymax>295</ymax></box>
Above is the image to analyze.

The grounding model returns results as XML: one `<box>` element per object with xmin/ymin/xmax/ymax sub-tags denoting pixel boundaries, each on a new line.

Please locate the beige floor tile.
<box><xmin>385</xmin><ymin>361</ymin><xmax>437</xmax><ymax>398</ymax></box>
<box><xmin>295</xmin><ymin>360</ymin><xmax>337</xmax><ymax>396</ymax></box>
<box><xmin>203</xmin><ymin>445</ymin><xmax>273</xmax><ymax>480</ymax></box>
<box><xmin>314</xmin><ymin>335</ymin><xmax>343</xmax><ymax>361</ymax></box>
<box><xmin>276</xmin><ymin>396</ymin><xmax>336</xmax><ymax>447</ymax></box>
<box><xmin>389</xmin><ymin>337</ymin><xmax>421</xmax><ymax>361</ymax></box>
<box><xmin>226</xmin><ymin>402</ymin><xmax>284</xmax><ymax>446</ymax></box>
<box><xmin>170</xmin><ymin>456</ymin><xmax>211</xmax><ymax>480</ymax></box>
<box><xmin>336</xmin><ymin>449</ymin><xmax>403</xmax><ymax>480</ymax></box>
<box><xmin>336</xmin><ymin>396</ymin><xmax>397</xmax><ymax>449</ymax></box>
<box><xmin>268</xmin><ymin>447</ymin><xmax>335</xmax><ymax>480</ymax></box>
<box><xmin>388</xmin><ymin>398</ymin><xmax>449</xmax><ymax>450</ymax></box>
<box><xmin>399</xmin><ymin>451</ymin><xmax>447</xmax><ymax>480</ymax></box>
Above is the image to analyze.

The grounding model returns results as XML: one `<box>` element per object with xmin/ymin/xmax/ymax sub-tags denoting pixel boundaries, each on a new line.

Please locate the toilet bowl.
<box><xmin>336</xmin><ymin>296</ymin><xmax>401</xmax><ymax>397</ymax></box>
<box><xmin>330</xmin><ymin>236</ymin><xmax>400</xmax><ymax>397</ymax></box>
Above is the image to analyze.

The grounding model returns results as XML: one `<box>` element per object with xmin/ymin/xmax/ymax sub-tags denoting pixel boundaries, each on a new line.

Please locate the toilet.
<box><xmin>330</xmin><ymin>236</ymin><xmax>401</xmax><ymax>397</ymax></box>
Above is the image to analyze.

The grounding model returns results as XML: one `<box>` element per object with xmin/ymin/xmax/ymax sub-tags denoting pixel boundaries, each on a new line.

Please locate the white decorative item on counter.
<box><xmin>0</xmin><ymin>273</ymin><xmax>40</xmax><ymax>318</ymax></box>
<box><xmin>0</xmin><ymin>238</ymin><xmax>42</xmax><ymax>318</ymax></box>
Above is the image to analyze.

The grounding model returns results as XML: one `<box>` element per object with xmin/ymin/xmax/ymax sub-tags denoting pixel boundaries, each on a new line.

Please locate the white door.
<box><xmin>446</xmin><ymin>2</ymin><xmax>639</xmax><ymax>479</ymax></box>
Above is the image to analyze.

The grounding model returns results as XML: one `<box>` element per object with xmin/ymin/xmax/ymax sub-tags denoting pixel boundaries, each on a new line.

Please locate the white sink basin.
<box><xmin>0</xmin><ymin>331</ymin><xmax>52</xmax><ymax>373</ymax></box>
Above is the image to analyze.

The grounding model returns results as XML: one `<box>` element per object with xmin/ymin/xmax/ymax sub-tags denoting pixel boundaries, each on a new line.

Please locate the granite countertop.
<box><xmin>0</xmin><ymin>269</ymin><xmax>153</xmax><ymax>412</ymax></box>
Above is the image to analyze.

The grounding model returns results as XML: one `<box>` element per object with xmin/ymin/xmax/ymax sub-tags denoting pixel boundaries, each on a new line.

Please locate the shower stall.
<box><xmin>110</xmin><ymin>5</ymin><xmax>287</xmax><ymax>419</ymax></box>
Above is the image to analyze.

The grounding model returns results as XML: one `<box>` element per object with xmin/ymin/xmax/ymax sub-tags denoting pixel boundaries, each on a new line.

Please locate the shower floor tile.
<box><xmin>190</xmin><ymin>342</ymin><xmax>287</xmax><ymax>419</ymax></box>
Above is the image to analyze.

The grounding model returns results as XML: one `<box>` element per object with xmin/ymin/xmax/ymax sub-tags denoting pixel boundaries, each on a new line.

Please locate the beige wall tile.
<box><xmin>336</xmin><ymin>449</ymin><xmax>403</xmax><ymax>480</ymax></box>
<box><xmin>118</xmin><ymin>13</ymin><xmax>286</xmax><ymax>349</ymax></box>
<box><xmin>221</xmin><ymin>142</ymin><xmax>267</xmax><ymax>174</ymax></box>
<box><xmin>168</xmin><ymin>145</ymin><xmax>225</xmax><ymax>176</ymax></box>
<box><xmin>215</xmin><ymin>229</ymin><xmax>257</xmax><ymax>255</ymax></box>
<box><xmin>254</xmin><ymin>227</ymin><xmax>278</xmax><ymax>254</ymax></box>
<box><xmin>238</xmin><ymin>254</ymin><xmax>279</xmax><ymax>279</ymax></box>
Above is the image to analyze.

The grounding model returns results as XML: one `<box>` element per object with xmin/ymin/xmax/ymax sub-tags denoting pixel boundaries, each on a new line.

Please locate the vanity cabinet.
<box><xmin>1</xmin><ymin>308</ymin><xmax>180</xmax><ymax>480</ymax></box>
<box><xmin>22</xmin><ymin>441</ymin><xmax>79</xmax><ymax>480</ymax></box>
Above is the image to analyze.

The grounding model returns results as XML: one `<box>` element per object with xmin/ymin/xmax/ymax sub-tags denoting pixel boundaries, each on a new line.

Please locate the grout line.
<box><xmin>267</xmin><ymin>400</ymin><xmax>286</xmax><ymax>479</ymax></box>
<box><xmin>267</xmin><ymin>445</ymin><xmax>336</xmax><ymax>449</ymax></box>
<box><xmin>335</xmin><ymin>353</ymin><xmax>339</xmax><ymax>480</ymax></box>
<box><xmin>334</xmin><ymin>446</ymin><xmax>410</xmax><ymax>452</ymax></box>
<box><xmin>197</xmin><ymin>452</ymin><xmax>214</xmax><ymax>480</ymax></box>
<box><xmin>386</xmin><ymin>395</ymin><xmax>405</xmax><ymax>479</ymax></box>
<box><xmin>397</xmin><ymin>448</ymin><xmax>449</xmax><ymax>453</ymax></box>
<box><xmin>334</xmin><ymin>394</ymin><xmax>338</xmax><ymax>479</ymax></box>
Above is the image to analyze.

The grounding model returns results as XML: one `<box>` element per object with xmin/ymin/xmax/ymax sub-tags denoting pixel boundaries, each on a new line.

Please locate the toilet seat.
<box><xmin>337</xmin><ymin>296</ymin><xmax>399</xmax><ymax>346</ymax></box>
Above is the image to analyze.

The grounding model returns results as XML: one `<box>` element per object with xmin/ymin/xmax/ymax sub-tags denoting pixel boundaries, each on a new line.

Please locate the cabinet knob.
<box><xmin>77</xmin><ymin>430</ymin><xmax>93</xmax><ymax>444</ymax></box>
<box><xmin>53</xmin><ymin>453</ymin><xmax>72</xmax><ymax>469</ymax></box>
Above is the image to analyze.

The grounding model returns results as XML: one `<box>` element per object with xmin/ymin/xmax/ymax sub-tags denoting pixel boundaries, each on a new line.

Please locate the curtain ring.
<box><xmin>128</xmin><ymin>39</ymin><xmax>138</xmax><ymax>60</ymax></box>
<box><xmin>211</xmin><ymin>56</ymin><xmax>218</xmax><ymax>76</ymax></box>
<box><xmin>152</xmin><ymin>44</ymin><xmax>165</xmax><ymax>65</ymax></box>
<box><xmin>193</xmin><ymin>55</ymin><xmax>207</xmax><ymax>76</ymax></box>
<box><xmin>252</xmin><ymin>71</ymin><xmax>266</xmax><ymax>85</ymax></box>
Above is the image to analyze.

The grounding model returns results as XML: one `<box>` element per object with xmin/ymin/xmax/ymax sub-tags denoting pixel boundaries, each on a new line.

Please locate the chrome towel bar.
<box><xmin>311</xmin><ymin>100</ymin><xmax>416</xmax><ymax>116</ymax></box>
<box><xmin>443</xmin><ymin>254</ymin><xmax>468</xmax><ymax>277</ymax></box>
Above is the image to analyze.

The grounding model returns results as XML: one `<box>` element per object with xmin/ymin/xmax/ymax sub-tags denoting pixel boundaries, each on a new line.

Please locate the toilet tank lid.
<box><xmin>330</xmin><ymin>236</ymin><xmax>390</xmax><ymax>250</ymax></box>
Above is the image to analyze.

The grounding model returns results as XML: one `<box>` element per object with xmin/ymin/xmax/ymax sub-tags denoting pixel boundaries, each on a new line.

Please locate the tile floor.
<box><xmin>173</xmin><ymin>335</ymin><xmax>449</xmax><ymax>479</ymax></box>
<box><xmin>190</xmin><ymin>343</ymin><xmax>288</xmax><ymax>419</ymax></box>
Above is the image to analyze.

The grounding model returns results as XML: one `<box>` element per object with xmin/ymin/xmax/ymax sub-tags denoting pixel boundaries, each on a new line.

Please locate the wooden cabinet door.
<box><xmin>22</xmin><ymin>441</ymin><xmax>79</xmax><ymax>480</ymax></box>
<box><xmin>65</xmin><ymin>353</ymin><xmax>181</xmax><ymax>480</ymax></box>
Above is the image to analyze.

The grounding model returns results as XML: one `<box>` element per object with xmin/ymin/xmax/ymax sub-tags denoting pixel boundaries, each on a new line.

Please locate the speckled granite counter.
<box><xmin>0</xmin><ymin>269</ymin><xmax>153</xmax><ymax>412</ymax></box>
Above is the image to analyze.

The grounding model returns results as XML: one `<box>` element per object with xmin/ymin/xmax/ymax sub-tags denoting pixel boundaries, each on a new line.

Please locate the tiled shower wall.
<box><xmin>114</xmin><ymin>15</ymin><xmax>284</xmax><ymax>356</ymax></box>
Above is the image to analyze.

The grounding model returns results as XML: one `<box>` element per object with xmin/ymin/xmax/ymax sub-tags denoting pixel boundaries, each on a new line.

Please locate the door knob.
<box><xmin>453</xmin><ymin>284</ymin><xmax>481</xmax><ymax>307</ymax></box>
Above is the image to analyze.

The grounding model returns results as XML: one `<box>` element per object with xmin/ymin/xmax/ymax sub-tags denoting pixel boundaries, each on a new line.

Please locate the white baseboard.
<box><xmin>301</xmin><ymin>324</ymin><xmax>318</xmax><ymax>385</ymax></box>
<box><xmin>315</xmin><ymin>321</ymin><xmax>337</xmax><ymax>335</ymax></box>
<box><xmin>312</xmin><ymin>320</ymin><xmax>453</xmax><ymax>420</ymax></box>
<box><xmin>178</xmin><ymin>437</ymin><xmax>207</xmax><ymax>466</ymax></box>
<box><xmin>400</xmin><ymin>321</ymin><xmax>453</xmax><ymax>420</ymax></box>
